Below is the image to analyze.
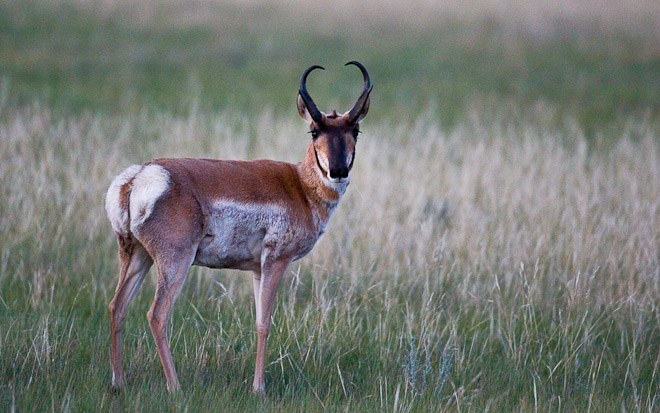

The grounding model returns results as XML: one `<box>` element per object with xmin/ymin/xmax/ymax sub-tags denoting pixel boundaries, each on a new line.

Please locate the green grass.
<box><xmin>2</xmin><ymin>0</ymin><xmax>660</xmax><ymax>411</ymax></box>
<box><xmin>2</xmin><ymin>0</ymin><xmax>660</xmax><ymax>133</ymax></box>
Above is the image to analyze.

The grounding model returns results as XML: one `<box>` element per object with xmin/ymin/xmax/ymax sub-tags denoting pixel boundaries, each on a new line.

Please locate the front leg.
<box><xmin>252</xmin><ymin>272</ymin><xmax>262</xmax><ymax>324</ymax></box>
<box><xmin>253</xmin><ymin>257</ymin><xmax>290</xmax><ymax>394</ymax></box>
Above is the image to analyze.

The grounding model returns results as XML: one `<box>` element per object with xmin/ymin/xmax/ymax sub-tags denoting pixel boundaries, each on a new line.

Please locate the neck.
<box><xmin>297</xmin><ymin>142</ymin><xmax>348</xmax><ymax>224</ymax></box>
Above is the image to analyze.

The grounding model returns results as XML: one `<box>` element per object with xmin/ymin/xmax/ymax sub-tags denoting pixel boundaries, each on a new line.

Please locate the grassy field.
<box><xmin>2</xmin><ymin>0</ymin><xmax>660</xmax><ymax>411</ymax></box>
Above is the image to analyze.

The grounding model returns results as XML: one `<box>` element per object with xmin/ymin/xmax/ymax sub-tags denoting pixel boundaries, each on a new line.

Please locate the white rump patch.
<box><xmin>105</xmin><ymin>164</ymin><xmax>142</xmax><ymax>235</ymax></box>
<box><xmin>129</xmin><ymin>164</ymin><xmax>170</xmax><ymax>232</ymax></box>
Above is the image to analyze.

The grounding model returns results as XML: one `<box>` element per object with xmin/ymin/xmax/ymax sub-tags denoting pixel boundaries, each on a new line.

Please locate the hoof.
<box><xmin>252</xmin><ymin>385</ymin><xmax>266</xmax><ymax>398</ymax></box>
<box><xmin>111</xmin><ymin>375</ymin><xmax>125</xmax><ymax>391</ymax></box>
<box><xmin>167</xmin><ymin>382</ymin><xmax>182</xmax><ymax>393</ymax></box>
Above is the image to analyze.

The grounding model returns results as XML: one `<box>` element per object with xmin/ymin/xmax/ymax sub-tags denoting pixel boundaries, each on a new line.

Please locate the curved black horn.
<box><xmin>299</xmin><ymin>65</ymin><xmax>325</xmax><ymax>123</ymax></box>
<box><xmin>345</xmin><ymin>61</ymin><xmax>372</xmax><ymax>123</ymax></box>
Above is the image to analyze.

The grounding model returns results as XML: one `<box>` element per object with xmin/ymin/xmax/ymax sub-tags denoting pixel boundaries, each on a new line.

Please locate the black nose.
<box><xmin>329</xmin><ymin>167</ymin><xmax>349</xmax><ymax>179</ymax></box>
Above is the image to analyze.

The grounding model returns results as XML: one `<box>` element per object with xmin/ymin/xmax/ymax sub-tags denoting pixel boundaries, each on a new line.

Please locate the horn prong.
<box><xmin>345</xmin><ymin>61</ymin><xmax>372</xmax><ymax>123</ymax></box>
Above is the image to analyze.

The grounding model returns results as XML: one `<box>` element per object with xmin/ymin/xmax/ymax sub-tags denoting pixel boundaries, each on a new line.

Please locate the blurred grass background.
<box><xmin>2</xmin><ymin>0</ymin><xmax>659</xmax><ymax>134</ymax></box>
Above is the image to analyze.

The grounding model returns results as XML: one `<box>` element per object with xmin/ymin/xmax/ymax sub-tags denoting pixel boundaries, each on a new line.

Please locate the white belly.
<box><xmin>193</xmin><ymin>201</ymin><xmax>289</xmax><ymax>271</ymax></box>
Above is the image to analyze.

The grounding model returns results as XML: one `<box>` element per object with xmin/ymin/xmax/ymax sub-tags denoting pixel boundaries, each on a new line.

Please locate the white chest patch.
<box><xmin>128</xmin><ymin>164</ymin><xmax>170</xmax><ymax>232</ymax></box>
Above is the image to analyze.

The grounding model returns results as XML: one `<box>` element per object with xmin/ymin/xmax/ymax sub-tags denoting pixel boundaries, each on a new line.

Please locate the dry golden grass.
<box><xmin>2</xmin><ymin>95</ymin><xmax>659</xmax><ymax>409</ymax></box>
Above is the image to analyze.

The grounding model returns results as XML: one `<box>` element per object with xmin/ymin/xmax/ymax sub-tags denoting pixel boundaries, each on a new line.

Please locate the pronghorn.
<box><xmin>105</xmin><ymin>62</ymin><xmax>372</xmax><ymax>394</ymax></box>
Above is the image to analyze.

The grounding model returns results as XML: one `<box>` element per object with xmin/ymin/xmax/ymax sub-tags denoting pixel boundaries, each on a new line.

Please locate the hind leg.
<box><xmin>147</xmin><ymin>251</ymin><xmax>195</xmax><ymax>391</ymax></box>
<box><xmin>108</xmin><ymin>236</ymin><xmax>153</xmax><ymax>388</ymax></box>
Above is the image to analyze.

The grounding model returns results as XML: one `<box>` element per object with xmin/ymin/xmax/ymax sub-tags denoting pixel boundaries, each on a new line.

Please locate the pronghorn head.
<box><xmin>297</xmin><ymin>61</ymin><xmax>372</xmax><ymax>184</ymax></box>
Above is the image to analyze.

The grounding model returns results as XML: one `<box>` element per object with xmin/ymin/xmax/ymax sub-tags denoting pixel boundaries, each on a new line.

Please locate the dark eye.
<box><xmin>309</xmin><ymin>130</ymin><xmax>318</xmax><ymax>139</ymax></box>
<box><xmin>352</xmin><ymin>128</ymin><xmax>360</xmax><ymax>139</ymax></box>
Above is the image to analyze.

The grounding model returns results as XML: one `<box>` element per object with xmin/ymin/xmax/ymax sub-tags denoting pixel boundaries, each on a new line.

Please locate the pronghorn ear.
<box><xmin>297</xmin><ymin>93</ymin><xmax>313</xmax><ymax>123</ymax></box>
